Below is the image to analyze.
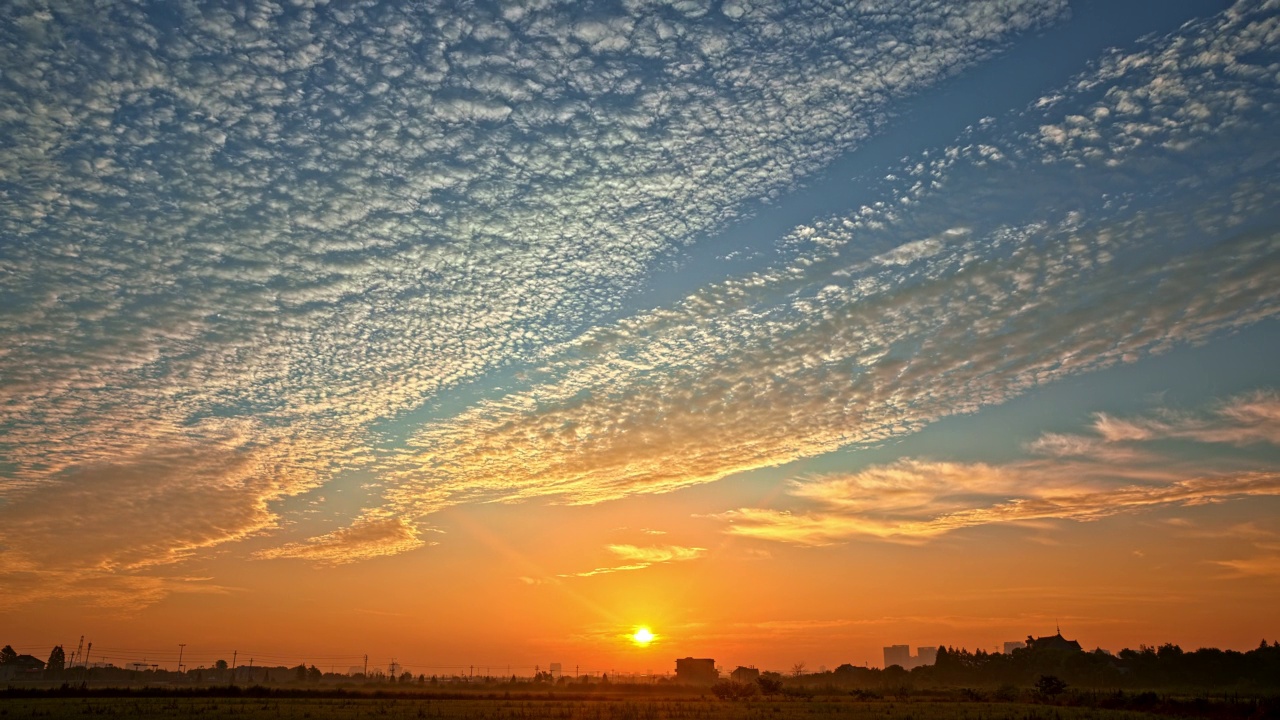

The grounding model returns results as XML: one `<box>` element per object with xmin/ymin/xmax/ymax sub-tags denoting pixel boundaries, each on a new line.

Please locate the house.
<box><xmin>674</xmin><ymin>657</ymin><xmax>718</xmax><ymax>685</ymax></box>
<box><xmin>0</xmin><ymin>654</ymin><xmax>46</xmax><ymax>681</ymax></box>
<box><xmin>729</xmin><ymin>666</ymin><xmax>760</xmax><ymax>683</ymax></box>
<box><xmin>1026</xmin><ymin>632</ymin><xmax>1083</xmax><ymax>653</ymax></box>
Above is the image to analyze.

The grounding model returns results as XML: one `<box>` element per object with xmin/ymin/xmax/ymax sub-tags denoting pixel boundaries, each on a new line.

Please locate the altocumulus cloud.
<box><xmin>4</xmin><ymin>1</ymin><xmax>1280</xmax><ymax>593</ymax></box>
<box><xmin>360</xmin><ymin>1</ymin><xmax>1279</xmax><ymax>549</ymax></box>
<box><xmin>0</xmin><ymin>423</ymin><xmax>305</xmax><ymax>602</ymax></box>
<box><xmin>0</xmin><ymin>0</ymin><xmax>1068</xmax><ymax>594</ymax></box>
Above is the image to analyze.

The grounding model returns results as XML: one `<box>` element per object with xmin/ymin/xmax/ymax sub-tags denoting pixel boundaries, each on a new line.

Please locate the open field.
<box><xmin>0</xmin><ymin>694</ymin><xmax>1270</xmax><ymax>720</ymax></box>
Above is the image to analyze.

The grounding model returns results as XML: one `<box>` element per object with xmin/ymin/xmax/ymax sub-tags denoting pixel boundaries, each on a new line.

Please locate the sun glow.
<box><xmin>631</xmin><ymin>627</ymin><xmax>655</xmax><ymax>646</ymax></box>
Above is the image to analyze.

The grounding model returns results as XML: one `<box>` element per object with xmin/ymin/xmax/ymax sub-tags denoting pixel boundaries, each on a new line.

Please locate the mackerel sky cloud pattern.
<box><xmin>1</xmin><ymin>0</ymin><xmax>1278</xmax><ymax>598</ymax></box>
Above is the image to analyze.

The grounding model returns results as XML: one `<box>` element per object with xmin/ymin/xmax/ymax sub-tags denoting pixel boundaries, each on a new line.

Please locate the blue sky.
<box><xmin>0</xmin><ymin>0</ymin><xmax>1277</xmax><ymax>665</ymax></box>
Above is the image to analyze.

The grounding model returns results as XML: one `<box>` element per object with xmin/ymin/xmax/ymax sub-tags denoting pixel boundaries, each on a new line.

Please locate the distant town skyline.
<box><xmin>1</xmin><ymin>0</ymin><xmax>1277</xmax><ymax>672</ymax></box>
<box><xmin>0</xmin><ymin>625</ymin><xmax>1249</xmax><ymax>679</ymax></box>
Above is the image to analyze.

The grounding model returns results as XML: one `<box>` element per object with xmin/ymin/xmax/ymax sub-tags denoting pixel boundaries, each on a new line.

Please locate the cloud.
<box><xmin>253</xmin><ymin>517</ymin><xmax>430</xmax><ymax>566</ymax></box>
<box><xmin>1214</xmin><ymin>554</ymin><xmax>1280</xmax><ymax>579</ymax></box>
<box><xmin>0</xmin><ymin>431</ymin><xmax>311</xmax><ymax>605</ymax></box>
<box><xmin>719</xmin><ymin>471</ymin><xmax>1280</xmax><ymax>544</ymax></box>
<box><xmin>1091</xmin><ymin>390</ymin><xmax>1280</xmax><ymax>447</ymax></box>
<box><xmin>0</xmin><ymin>0</ymin><xmax>1072</xmax><ymax>585</ymax></box>
<box><xmin>715</xmin><ymin>389</ymin><xmax>1280</xmax><ymax>545</ymax></box>
<box><xmin>373</xmin><ymin>208</ymin><xmax>1278</xmax><ymax>525</ymax></box>
<box><xmin>2</xmin><ymin>0</ymin><xmax>1277</xmax><ymax>577</ymax></box>
<box><xmin>558</xmin><ymin>544</ymin><xmax>706</xmax><ymax>577</ymax></box>
<box><xmin>337</xmin><ymin>1</ymin><xmax>1280</xmax><ymax>548</ymax></box>
<box><xmin>1026</xmin><ymin>433</ymin><xmax>1143</xmax><ymax>461</ymax></box>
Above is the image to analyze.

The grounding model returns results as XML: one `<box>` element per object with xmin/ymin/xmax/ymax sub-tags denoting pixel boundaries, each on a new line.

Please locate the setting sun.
<box><xmin>631</xmin><ymin>627</ymin><xmax>656</xmax><ymax>646</ymax></box>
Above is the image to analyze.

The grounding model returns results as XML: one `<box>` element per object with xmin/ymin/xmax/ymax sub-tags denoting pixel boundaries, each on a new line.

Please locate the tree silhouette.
<box><xmin>215</xmin><ymin>659</ymin><xmax>228</xmax><ymax>670</ymax></box>
<box><xmin>757</xmin><ymin>673</ymin><xmax>784</xmax><ymax>695</ymax></box>
<box><xmin>46</xmin><ymin>646</ymin><xmax>65</xmax><ymax>672</ymax></box>
<box><xmin>1034</xmin><ymin>674</ymin><xmax>1067</xmax><ymax>697</ymax></box>
<box><xmin>0</xmin><ymin>645</ymin><xmax>17</xmax><ymax>665</ymax></box>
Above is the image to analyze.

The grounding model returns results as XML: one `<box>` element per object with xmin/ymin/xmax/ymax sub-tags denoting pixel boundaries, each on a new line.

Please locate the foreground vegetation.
<box><xmin>1</xmin><ymin>687</ymin><xmax>1277</xmax><ymax>720</ymax></box>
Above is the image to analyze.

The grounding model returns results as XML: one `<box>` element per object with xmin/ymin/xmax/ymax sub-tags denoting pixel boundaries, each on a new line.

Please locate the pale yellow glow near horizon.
<box><xmin>631</xmin><ymin>627</ymin><xmax>655</xmax><ymax>647</ymax></box>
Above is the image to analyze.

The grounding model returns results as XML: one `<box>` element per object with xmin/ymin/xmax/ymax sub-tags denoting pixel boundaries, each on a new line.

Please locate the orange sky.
<box><xmin>8</xmin><ymin>482</ymin><xmax>1278</xmax><ymax>675</ymax></box>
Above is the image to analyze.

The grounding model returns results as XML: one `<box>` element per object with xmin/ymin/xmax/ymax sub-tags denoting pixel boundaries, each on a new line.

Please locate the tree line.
<box><xmin>780</xmin><ymin>638</ymin><xmax>1280</xmax><ymax>692</ymax></box>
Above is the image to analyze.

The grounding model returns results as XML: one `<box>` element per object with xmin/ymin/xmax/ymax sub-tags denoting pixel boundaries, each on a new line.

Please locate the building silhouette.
<box><xmin>1003</xmin><ymin>641</ymin><xmax>1027</xmax><ymax>654</ymax></box>
<box><xmin>883</xmin><ymin>645</ymin><xmax>912</xmax><ymax>669</ymax></box>
<box><xmin>729</xmin><ymin>665</ymin><xmax>760</xmax><ymax>683</ymax></box>
<box><xmin>882</xmin><ymin>645</ymin><xmax>937</xmax><ymax>670</ymax></box>
<box><xmin>1026</xmin><ymin>632</ymin><xmax>1082</xmax><ymax>653</ymax></box>
<box><xmin>674</xmin><ymin>657</ymin><xmax>718</xmax><ymax>684</ymax></box>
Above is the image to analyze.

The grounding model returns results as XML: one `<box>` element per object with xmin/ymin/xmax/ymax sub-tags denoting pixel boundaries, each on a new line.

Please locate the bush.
<box><xmin>711</xmin><ymin>681</ymin><xmax>759</xmax><ymax>700</ymax></box>
<box><xmin>757</xmin><ymin>675</ymin><xmax>783</xmax><ymax>695</ymax></box>
<box><xmin>1034</xmin><ymin>675</ymin><xmax>1068</xmax><ymax>698</ymax></box>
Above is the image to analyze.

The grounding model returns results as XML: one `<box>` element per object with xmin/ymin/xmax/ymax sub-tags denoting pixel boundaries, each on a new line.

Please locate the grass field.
<box><xmin>0</xmin><ymin>696</ymin><xmax>1203</xmax><ymax>720</ymax></box>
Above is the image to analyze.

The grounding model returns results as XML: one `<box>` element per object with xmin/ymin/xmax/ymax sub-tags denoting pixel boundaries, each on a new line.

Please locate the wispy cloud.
<box><xmin>254</xmin><ymin>518</ymin><xmax>433</xmax><ymax>566</ymax></box>
<box><xmin>558</xmin><ymin>544</ymin><xmax>706</xmax><ymax>578</ymax></box>
<box><xmin>1093</xmin><ymin>390</ymin><xmax>1280</xmax><ymax>446</ymax></box>
<box><xmin>1214</xmin><ymin>554</ymin><xmax>1280</xmax><ymax>579</ymax></box>
<box><xmin>716</xmin><ymin>390</ymin><xmax>1280</xmax><ymax>544</ymax></box>
<box><xmin>0</xmin><ymin>430</ymin><xmax>304</xmax><ymax>605</ymax></box>
<box><xmin>721</xmin><ymin>472</ymin><xmax>1280</xmax><ymax>544</ymax></box>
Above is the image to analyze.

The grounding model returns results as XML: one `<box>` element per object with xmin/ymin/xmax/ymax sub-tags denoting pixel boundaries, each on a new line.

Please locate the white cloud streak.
<box><xmin>558</xmin><ymin>544</ymin><xmax>706</xmax><ymax>577</ymax></box>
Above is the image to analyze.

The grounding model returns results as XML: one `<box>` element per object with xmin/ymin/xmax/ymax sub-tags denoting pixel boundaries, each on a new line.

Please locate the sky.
<box><xmin>1</xmin><ymin>0</ymin><xmax>1278</xmax><ymax>677</ymax></box>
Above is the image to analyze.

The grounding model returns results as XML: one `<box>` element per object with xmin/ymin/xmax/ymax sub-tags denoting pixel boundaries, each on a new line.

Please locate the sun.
<box><xmin>630</xmin><ymin>627</ymin><xmax>656</xmax><ymax>646</ymax></box>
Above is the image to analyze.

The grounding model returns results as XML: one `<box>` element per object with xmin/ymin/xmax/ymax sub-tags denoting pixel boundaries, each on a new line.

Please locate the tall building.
<box><xmin>883</xmin><ymin>645</ymin><xmax>912</xmax><ymax>669</ymax></box>
<box><xmin>674</xmin><ymin>657</ymin><xmax>718</xmax><ymax>685</ymax></box>
<box><xmin>883</xmin><ymin>644</ymin><xmax>937</xmax><ymax>669</ymax></box>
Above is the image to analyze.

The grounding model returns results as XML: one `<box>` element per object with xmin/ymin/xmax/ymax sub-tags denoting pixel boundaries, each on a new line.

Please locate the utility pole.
<box><xmin>177</xmin><ymin>644</ymin><xmax>186</xmax><ymax>674</ymax></box>
<box><xmin>231</xmin><ymin>651</ymin><xmax>238</xmax><ymax>684</ymax></box>
<box><xmin>363</xmin><ymin>654</ymin><xmax>368</xmax><ymax>677</ymax></box>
